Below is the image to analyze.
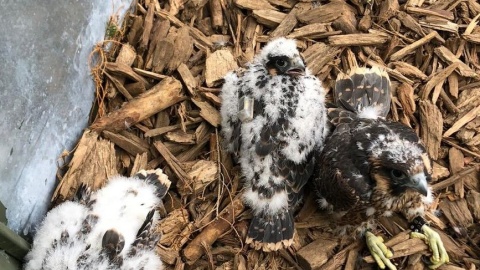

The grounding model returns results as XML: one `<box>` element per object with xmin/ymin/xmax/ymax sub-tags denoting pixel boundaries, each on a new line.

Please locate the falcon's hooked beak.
<box><xmin>404</xmin><ymin>173</ymin><xmax>429</xmax><ymax>196</ymax></box>
<box><xmin>286</xmin><ymin>58</ymin><xmax>305</xmax><ymax>76</ymax></box>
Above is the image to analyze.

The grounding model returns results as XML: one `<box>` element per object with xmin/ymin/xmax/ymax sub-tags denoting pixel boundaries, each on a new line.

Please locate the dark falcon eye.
<box><xmin>276</xmin><ymin>59</ymin><xmax>287</xmax><ymax>67</ymax></box>
<box><xmin>390</xmin><ymin>169</ymin><xmax>407</xmax><ymax>180</ymax></box>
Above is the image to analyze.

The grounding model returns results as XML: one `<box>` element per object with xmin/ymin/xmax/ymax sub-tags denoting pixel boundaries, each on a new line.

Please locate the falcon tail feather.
<box><xmin>332</xmin><ymin>66</ymin><xmax>391</xmax><ymax>122</ymax></box>
<box><xmin>246</xmin><ymin>210</ymin><xmax>294</xmax><ymax>252</ymax></box>
<box><xmin>135</xmin><ymin>169</ymin><xmax>171</xmax><ymax>199</ymax></box>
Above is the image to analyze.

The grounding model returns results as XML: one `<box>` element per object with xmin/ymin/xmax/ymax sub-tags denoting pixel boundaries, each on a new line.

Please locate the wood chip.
<box><xmin>167</xmin><ymin>27</ymin><xmax>193</xmax><ymax>73</ymax></box>
<box><xmin>449</xmin><ymin>148</ymin><xmax>465</xmax><ymax>197</ymax></box>
<box><xmin>297</xmin><ymin>238</ymin><xmax>338</xmax><ymax>270</ymax></box>
<box><xmin>153</xmin><ymin>140</ymin><xmax>192</xmax><ymax>185</ymax></box>
<box><xmin>102</xmin><ymin>130</ymin><xmax>150</xmax><ymax>157</ymax></box>
<box><xmin>303</xmin><ymin>43</ymin><xmax>340</xmax><ymax>75</ymax></box>
<box><xmin>439</xmin><ymin>199</ymin><xmax>474</xmax><ymax>231</ymax></box>
<box><xmin>145</xmin><ymin>117</ymin><xmax>203</xmax><ymax>137</ymax></box>
<box><xmin>180</xmin><ymin>160</ymin><xmax>218</xmax><ymax>194</ymax></box>
<box><xmin>269</xmin><ymin>7</ymin><xmax>298</xmax><ymax>39</ymax></box>
<box><xmin>191</xmin><ymin>98</ymin><xmax>222</xmax><ymax>127</ymax></box>
<box><xmin>105</xmin><ymin>62</ymin><xmax>151</xmax><ymax>88</ymax></box>
<box><xmin>328</xmin><ymin>33</ymin><xmax>390</xmax><ymax>46</ymax></box>
<box><xmin>393</xmin><ymin>61</ymin><xmax>428</xmax><ymax>81</ymax></box>
<box><xmin>234</xmin><ymin>0</ymin><xmax>276</xmax><ymax>11</ymax></box>
<box><xmin>434</xmin><ymin>46</ymin><xmax>480</xmax><ymax>79</ymax></box>
<box><xmin>297</xmin><ymin>1</ymin><xmax>354</xmax><ymax>25</ymax></box>
<box><xmin>130</xmin><ymin>152</ymin><xmax>148</xmax><ymax>176</ymax></box>
<box><xmin>51</xmin><ymin>130</ymin><xmax>117</xmax><ymax>204</ymax></box>
<box><xmin>252</xmin><ymin>9</ymin><xmax>286</xmax><ymax>28</ymax></box>
<box><xmin>205</xmin><ymin>49</ymin><xmax>238</xmax><ymax>87</ymax></box>
<box><xmin>444</xmin><ymin>105</ymin><xmax>480</xmax><ymax>137</ymax></box>
<box><xmin>432</xmin><ymin>165</ymin><xmax>479</xmax><ymax>191</ymax></box>
<box><xmin>390</xmin><ymin>31</ymin><xmax>439</xmax><ymax>61</ymax></box>
<box><xmin>466</xmin><ymin>190</ymin><xmax>480</xmax><ymax>220</ymax></box>
<box><xmin>177</xmin><ymin>63</ymin><xmax>197</xmax><ymax>95</ymax></box>
<box><xmin>421</xmin><ymin>62</ymin><xmax>459</xmax><ymax>100</ymax></box>
<box><xmin>287</xmin><ymin>23</ymin><xmax>330</xmax><ymax>39</ymax></box>
<box><xmin>419</xmin><ymin>101</ymin><xmax>443</xmax><ymax>160</ymax></box>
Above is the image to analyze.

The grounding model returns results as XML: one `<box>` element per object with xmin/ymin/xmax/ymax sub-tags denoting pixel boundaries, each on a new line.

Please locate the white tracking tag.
<box><xmin>238</xmin><ymin>96</ymin><xmax>254</xmax><ymax>122</ymax></box>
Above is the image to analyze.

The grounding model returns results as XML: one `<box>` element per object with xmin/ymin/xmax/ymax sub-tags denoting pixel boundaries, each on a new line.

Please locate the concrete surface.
<box><xmin>0</xmin><ymin>0</ymin><xmax>132</xmax><ymax>237</ymax></box>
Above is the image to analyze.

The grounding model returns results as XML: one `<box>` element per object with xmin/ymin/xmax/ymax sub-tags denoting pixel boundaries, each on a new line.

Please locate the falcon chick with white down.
<box><xmin>24</xmin><ymin>169</ymin><xmax>171</xmax><ymax>270</ymax></box>
<box><xmin>220</xmin><ymin>38</ymin><xmax>328</xmax><ymax>251</ymax></box>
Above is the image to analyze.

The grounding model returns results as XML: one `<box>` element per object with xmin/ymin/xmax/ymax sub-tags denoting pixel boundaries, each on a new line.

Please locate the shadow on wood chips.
<box><xmin>52</xmin><ymin>0</ymin><xmax>480</xmax><ymax>269</ymax></box>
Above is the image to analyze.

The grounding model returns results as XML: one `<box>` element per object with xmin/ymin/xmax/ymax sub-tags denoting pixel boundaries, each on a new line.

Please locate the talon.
<box><xmin>410</xmin><ymin>225</ymin><xmax>449</xmax><ymax>269</ymax></box>
<box><xmin>365</xmin><ymin>231</ymin><xmax>396</xmax><ymax>270</ymax></box>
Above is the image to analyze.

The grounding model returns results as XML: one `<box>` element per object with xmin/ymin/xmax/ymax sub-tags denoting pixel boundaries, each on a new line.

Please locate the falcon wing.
<box><xmin>220</xmin><ymin>72</ymin><xmax>242</xmax><ymax>156</ymax></box>
<box><xmin>278</xmin><ymin>152</ymin><xmax>316</xmax><ymax>206</ymax></box>
<box><xmin>314</xmin><ymin>132</ymin><xmax>373</xmax><ymax>213</ymax></box>
<box><xmin>315</xmin><ymin>164</ymin><xmax>360</xmax><ymax>212</ymax></box>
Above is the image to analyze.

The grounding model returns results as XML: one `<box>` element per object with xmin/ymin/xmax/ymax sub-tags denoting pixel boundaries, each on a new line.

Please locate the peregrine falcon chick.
<box><xmin>24</xmin><ymin>169</ymin><xmax>171</xmax><ymax>270</ymax></box>
<box><xmin>313</xmin><ymin>67</ymin><xmax>448</xmax><ymax>269</ymax></box>
<box><xmin>220</xmin><ymin>38</ymin><xmax>328</xmax><ymax>251</ymax></box>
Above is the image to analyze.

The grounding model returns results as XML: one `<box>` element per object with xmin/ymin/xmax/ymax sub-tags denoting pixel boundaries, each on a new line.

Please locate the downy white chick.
<box><xmin>24</xmin><ymin>169</ymin><xmax>171</xmax><ymax>270</ymax></box>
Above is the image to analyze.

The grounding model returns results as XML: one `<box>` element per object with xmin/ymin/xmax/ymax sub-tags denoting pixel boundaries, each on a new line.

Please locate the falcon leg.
<box><xmin>365</xmin><ymin>231</ymin><xmax>396</xmax><ymax>270</ymax></box>
<box><xmin>410</xmin><ymin>217</ymin><xmax>449</xmax><ymax>269</ymax></box>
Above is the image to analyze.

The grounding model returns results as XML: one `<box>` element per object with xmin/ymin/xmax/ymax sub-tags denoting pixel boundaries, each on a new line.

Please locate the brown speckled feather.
<box><xmin>314</xmin><ymin>67</ymin><xmax>433</xmax><ymax>235</ymax></box>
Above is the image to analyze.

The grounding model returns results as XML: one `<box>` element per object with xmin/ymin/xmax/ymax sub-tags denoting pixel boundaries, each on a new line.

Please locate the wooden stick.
<box><xmin>269</xmin><ymin>7</ymin><xmax>298</xmax><ymax>39</ymax></box>
<box><xmin>105</xmin><ymin>72</ymin><xmax>133</xmax><ymax>100</ymax></box>
<box><xmin>182</xmin><ymin>198</ymin><xmax>244</xmax><ymax>265</ymax></box>
<box><xmin>139</xmin><ymin>2</ymin><xmax>155</xmax><ymax>53</ymax></box>
<box><xmin>105</xmin><ymin>62</ymin><xmax>152</xmax><ymax>88</ymax></box>
<box><xmin>153</xmin><ymin>140</ymin><xmax>192</xmax><ymax>186</ymax></box>
<box><xmin>431</xmin><ymin>165</ymin><xmax>479</xmax><ymax>191</ymax></box>
<box><xmin>421</xmin><ymin>62</ymin><xmax>459</xmax><ymax>100</ymax></box>
<box><xmin>210</xmin><ymin>0</ymin><xmax>224</xmax><ymax>30</ymax></box>
<box><xmin>405</xmin><ymin>6</ymin><xmax>454</xmax><ymax>20</ymax></box>
<box><xmin>442</xmin><ymin>139</ymin><xmax>480</xmax><ymax>159</ymax></box>
<box><xmin>439</xmin><ymin>89</ymin><xmax>459</xmax><ymax>114</ymax></box>
<box><xmin>145</xmin><ymin>117</ymin><xmax>203</xmax><ymax>137</ymax></box>
<box><xmin>443</xmin><ymin>104</ymin><xmax>480</xmax><ymax>137</ymax></box>
<box><xmin>133</xmin><ymin>67</ymin><xmax>168</xmax><ymax>80</ymax></box>
<box><xmin>328</xmin><ymin>33</ymin><xmax>389</xmax><ymax>46</ymax></box>
<box><xmin>434</xmin><ymin>46</ymin><xmax>480</xmax><ymax>79</ymax></box>
<box><xmin>389</xmin><ymin>31</ymin><xmax>438</xmax><ymax>61</ymax></box>
<box><xmin>91</xmin><ymin>77</ymin><xmax>185</xmax><ymax>132</ymax></box>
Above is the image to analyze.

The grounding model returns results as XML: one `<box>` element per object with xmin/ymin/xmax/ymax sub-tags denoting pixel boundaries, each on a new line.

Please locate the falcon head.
<box><xmin>356</xmin><ymin>122</ymin><xmax>433</xmax><ymax>199</ymax></box>
<box><xmin>258</xmin><ymin>38</ymin><xmax>306</xmax><ymax>77</ymax></box>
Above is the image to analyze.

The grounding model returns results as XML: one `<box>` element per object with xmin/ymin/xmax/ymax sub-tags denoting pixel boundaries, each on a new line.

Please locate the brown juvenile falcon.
<box><xmin>313</xmin><ymin>67</ymin><xmax>449</xmax><ymax>269</ymax></box>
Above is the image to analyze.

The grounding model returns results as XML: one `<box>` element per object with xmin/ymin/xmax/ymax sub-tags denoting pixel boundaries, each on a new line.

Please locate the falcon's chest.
<box><xmin>242</xmin><ymin>73</ymin><xmax>304</xmax><ymax>121</ymax></box>
<box><xmin>369</xmin><ymin>189</ymin><xmax>425</xmax><ymax>220</ymax></box>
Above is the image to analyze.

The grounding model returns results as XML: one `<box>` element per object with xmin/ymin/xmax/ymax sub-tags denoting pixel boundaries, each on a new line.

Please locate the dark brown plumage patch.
<box><xmin>80</xmin><ymin>214</ymin><xmax>98</xmax><ymax>235</ymax></box>
<box><xmin>135</xmin><ymin>169</ymin><xmax>171</xmax><ymax>198</ymax></box>
<box><xmin>246</xmin><ymin>210</ymin><xmax>294</xmax><ymax>251</ymax></box>
<box><xmin>129</xmin><ymin>209</ymin><xmax>161</xmax><ymax>256</ymax></box>
<box><xmin>74</xmin><ymin>183</ymin><xmax>92</xmax><ymax>207</ymax></box>
<box><xmin>102</xmin><ymin>229</ymin><xmax>125</xmax><ymax>263</ymax></box>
